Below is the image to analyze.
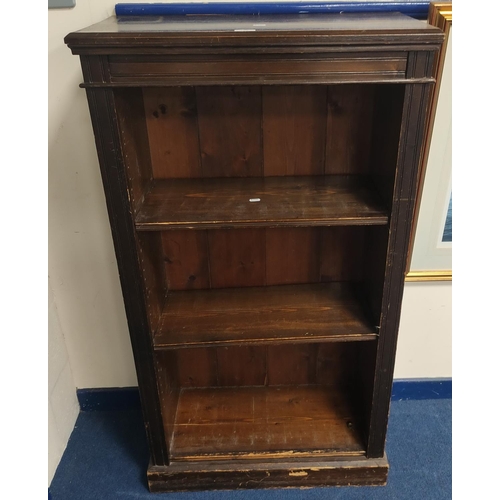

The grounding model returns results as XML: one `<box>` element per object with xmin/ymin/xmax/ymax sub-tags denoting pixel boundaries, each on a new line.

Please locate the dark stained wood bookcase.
<box><xmin>65</xmin><ymin>13</ymin><xmax>443</xmax><ymax>492</ymax></box>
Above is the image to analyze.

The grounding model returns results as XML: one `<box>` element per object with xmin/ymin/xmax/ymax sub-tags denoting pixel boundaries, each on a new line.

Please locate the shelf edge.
<box><xmin>154</xmin><ymin>333</ymin><xmax>378</xmax><ymax>350</ymax></box>
<box><xmin>136</xmin><ymin>218</ymin><xmax>389</xmax><ymax>231</ymax></box>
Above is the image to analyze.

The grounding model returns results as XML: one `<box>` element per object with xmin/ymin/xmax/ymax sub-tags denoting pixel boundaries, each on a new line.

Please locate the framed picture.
<box><xmin>406</xmin><ymin>2</ymin><xmax>452</xmax><ymax>281</ymax></box>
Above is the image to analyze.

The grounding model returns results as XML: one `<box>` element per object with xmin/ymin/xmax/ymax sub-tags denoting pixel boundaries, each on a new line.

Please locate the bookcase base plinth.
<box><xmin>147</xmin><ymin>455</ymin><xmax>388</xmax><ymax>492</ymax></box>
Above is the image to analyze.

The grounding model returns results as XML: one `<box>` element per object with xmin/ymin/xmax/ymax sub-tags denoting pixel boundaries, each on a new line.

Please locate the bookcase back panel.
<box><xmin>143</xmin><ymin>86</ymin><xmax>202</xmax><ymax>179</ymax></box>
<box><xmin>262</xmin><ymin>86</ymin><xmax>327</xmax><ymax>176</ymax></box>
<box><xmin>160</xmin><ymin>227</ymin><xmax>365</xmax><ymax>291</ymax></box>
<box><xmin>197</xmin><ymin>86</ymin><xmax>263</xmax><ymax>177</ymax></box>
<box><xmin>141</xmin><ymin>85</ymin><xmax>388</xmax><ymax>179</ymax></box>
<box><xmin>207</xmin><ymin>229</ymin><xmax>267</xmax><ymax>288</ymax></box>
<box><xmin>168</xmin><ymin>343</ymin><xmax>361</xmax><ymax>389</ymax></box>
<box><xmin>325</xmin><ymin>85</ymin><xmax>375</xmax><ymax>175</ymax></box>
<box><xmin>266</xmin><ymin>227</ymin><xmax>321</xmax><ymax>285</ymax></box>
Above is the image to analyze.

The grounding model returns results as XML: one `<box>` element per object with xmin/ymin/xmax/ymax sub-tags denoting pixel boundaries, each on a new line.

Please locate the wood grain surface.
<box><xmin>143</xmin><ymin>87</ymin><xmax>202</xmax><ymax>179</ymax></box>
<box><xmin>135</xmin><ymin>176</ymin><xmax>389</xmax><ymax>230</ymax></box>
<box><xmin>196</xmin><ymin>86</ymin><xmax>262</xmax><ymax>177</ymax></box>
<box><xmin>154</xmin><ymin>282</ymin><xmax>376</xmax><ymax>349</ymax></box>
<box><xmin>170</xmin><ymin>386</ymin><xmax>364</xmax><ymax>460</ymax></box>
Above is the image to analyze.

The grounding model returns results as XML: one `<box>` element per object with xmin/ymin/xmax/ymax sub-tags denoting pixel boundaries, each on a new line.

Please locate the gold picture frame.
<box><xmin>406</xmin><ymin>2</ymin><xmax>452</xmax><ymax>282</ymax></box>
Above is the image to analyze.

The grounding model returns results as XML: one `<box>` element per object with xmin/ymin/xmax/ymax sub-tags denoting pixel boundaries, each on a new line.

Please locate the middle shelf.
<box><xmin>154</xmin><ymin>282</ymin><xmax>377</xmax><ymax>350</ymax></box>
<box><xmin>135</xmin><ymin>175</ymin><xmax>389</xmax><ymax>230</ymax></box>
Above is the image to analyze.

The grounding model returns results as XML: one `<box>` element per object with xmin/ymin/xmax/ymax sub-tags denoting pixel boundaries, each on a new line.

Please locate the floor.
<box><xmin>50</xmin><ymin>398</ymin><xmax>451</xmax><ymax>499</ymax></box>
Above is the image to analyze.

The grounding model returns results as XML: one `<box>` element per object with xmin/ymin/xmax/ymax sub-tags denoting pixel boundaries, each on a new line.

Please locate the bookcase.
<box><xmin>65</xmin><ymin>13</ymin><xmax>443</xmax><ymax>492</ymax></box>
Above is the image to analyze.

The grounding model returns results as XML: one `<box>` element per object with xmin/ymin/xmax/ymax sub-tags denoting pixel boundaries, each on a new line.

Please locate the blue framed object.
<box><xmin>115</xmin><ymin>2</ymin><xmax>431</xmax><ymax>20</ymax></box>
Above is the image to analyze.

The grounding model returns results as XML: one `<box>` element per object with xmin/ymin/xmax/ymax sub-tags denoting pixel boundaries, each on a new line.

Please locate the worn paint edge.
<box><xmin>77</xmin><ymin>378</ymin><xmax>451</xmax><ymax>411</ymax></box>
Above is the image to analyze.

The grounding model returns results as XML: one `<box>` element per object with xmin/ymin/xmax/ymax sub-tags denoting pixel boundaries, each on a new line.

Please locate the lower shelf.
<box><xmin>169</xmin><ymin>385</ymin><xmax>365</xmax><ymax>461</ymax></box>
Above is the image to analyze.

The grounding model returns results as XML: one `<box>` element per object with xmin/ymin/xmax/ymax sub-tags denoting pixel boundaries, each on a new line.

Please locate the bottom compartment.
<box><xmin>156</xmin><ymin>342</ymin><xmax>377</xmax><ymax>462</ymax></box>
<box><xmin>171</xmin><ymin>385</ymin><xmax>364</xmax><ymax>461</ymax></box>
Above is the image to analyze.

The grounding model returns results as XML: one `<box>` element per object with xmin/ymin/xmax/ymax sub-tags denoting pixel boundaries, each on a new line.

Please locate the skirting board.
<box><xmin>77</xmin><ymin>378</ymin><xmax>451</xmax><ymax>412</ymax></box>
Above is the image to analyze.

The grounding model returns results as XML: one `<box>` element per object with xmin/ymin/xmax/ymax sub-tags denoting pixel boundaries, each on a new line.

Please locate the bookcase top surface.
<box><xmin>65</xmin><ymin>13</ymin><xmax>443</xmax><ymax>50</ymax></box>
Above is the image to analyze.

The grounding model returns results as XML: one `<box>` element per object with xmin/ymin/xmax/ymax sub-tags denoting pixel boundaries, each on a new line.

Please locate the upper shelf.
<box><xmin>135</xmin><ymin>175</ymin><xmax>389</xmax><ymax>230</ymax></box>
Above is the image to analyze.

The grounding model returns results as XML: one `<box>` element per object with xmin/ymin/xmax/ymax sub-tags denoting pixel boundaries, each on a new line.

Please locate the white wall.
<box><xmin>48</xmin><ymin>0</ymin><xmax>136</xmax><ymax>485</ymax></box>
<box><xmin>49</xmin><ymin>2</ymin><xmax>451</xmax><ymax>393</ymax></box>
<box><xmin>48</xmin><ymin>279</ymin><xmax>79</xmax><ymax>485</ymax></box>
<box><xmin>395</xmin><ymin>282</ymin><xmax>452</xmax><ymax>378</ymax></box>
<box><xmin>49</xmin><ymin>1</ymin><xmax>139</xmax><ymax>389</ymax></box>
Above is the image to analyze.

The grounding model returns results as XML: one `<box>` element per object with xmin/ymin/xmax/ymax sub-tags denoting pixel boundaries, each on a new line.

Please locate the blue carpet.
<box><xmin>50</xmin><ymin>399</ymin><xmax>451</xmax><ymax>499</ymax></box>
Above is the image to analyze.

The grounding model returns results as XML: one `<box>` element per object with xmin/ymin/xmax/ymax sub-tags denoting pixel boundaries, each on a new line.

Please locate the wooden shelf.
<box><xmin>154</xmin><ymin>283</ymin><xmax>376</xmax><ymax>349</ymax></box>
<box><xmin>169</xmin><ymin>386</ymin><xmax>365</xmax><ymax>461</ymax></box>
<box><xmin>135</xmin><ymin>175</ymin><xmax>388</xmax><ymax>230</ymax></box>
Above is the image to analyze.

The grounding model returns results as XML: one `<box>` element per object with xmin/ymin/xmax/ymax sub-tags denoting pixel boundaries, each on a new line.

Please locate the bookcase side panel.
<box><xmin>81</xmin><ymin>55</ymin><xmax>169</xmax><ymax>465</ymax></box>
<box><xmin>366</xmin><ymin>79</ymin><xmax>434</xmax><ymax>458</ymax></box>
